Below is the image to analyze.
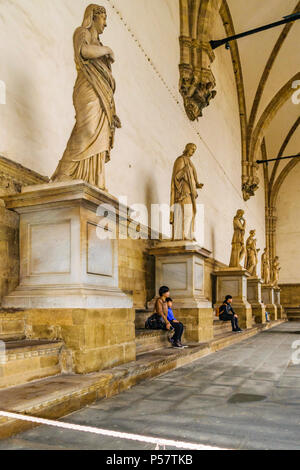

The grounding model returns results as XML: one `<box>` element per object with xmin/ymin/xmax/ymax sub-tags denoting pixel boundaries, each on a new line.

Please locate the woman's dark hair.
<box><xmin>166</xmin><ymin>297</ymin><xmax>173</xmax><ymax>303</ymax></box>
<box><xmin>225</xmin><ymin>295</ymin><xmax>233</xmax><ymax>302</ymax></box>
<box><xmin>159</xmin><ymin>286</ymin><xmax>170</xmax><ymax>297</ymax></box>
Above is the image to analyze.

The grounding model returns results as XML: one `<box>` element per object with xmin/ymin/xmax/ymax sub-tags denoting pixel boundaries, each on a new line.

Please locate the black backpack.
<box><xmin>145</xmin><ymin>313</ymin><xmax>166</xmax><ymax>330</ymax></box>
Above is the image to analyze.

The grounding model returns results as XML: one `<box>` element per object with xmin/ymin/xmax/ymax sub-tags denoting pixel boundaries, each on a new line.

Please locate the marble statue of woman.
<box><xmin>51</xmin><ymin>4</ymin><xmax>121</xmax><ymax>190</ymax></box>
<box><xmin>170</xmin><ymin>143</ymin><xmax>204</xmax><ymax>241</ymax></box>
<box><xmin>261</xmin><ymin>248</ymin><xmax>271</xmax><ymax>284</ymax></box>
<box><xmin>245</xmin><ymin>229</ymin><xmax>260</xmax><ymax>276</ymax></box>
<box><xmin>229</xmin><ymin>210</ymin><xmax>246</xmax><ymax>268</ymax></box>
<box><xmin>272</xmin><ymin>256</ymin><xmax>281</xmax><ymax>287</ymax></box>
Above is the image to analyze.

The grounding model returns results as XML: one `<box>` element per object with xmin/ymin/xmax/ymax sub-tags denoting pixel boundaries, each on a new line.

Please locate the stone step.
<box><xmin>135</xmin><ymin>329</ymin><xmax>170</xmax><ymax>354</ymax></box>
<box><xmin>0</xmin><ymin>310</ymin><xmax>26</xmax><ymax>341</ymax></box>
<box><xmin>0</xmin><ymin>339</ymin><xmax>64</xmax><ymax>390</ymax></box>
<box><xmin>213</xmin><ymin>319</ymin><xmax>232</xmax><ymax>336</ymax></box>
<box><xmin>135</xmin><ymin>309</ymin><xmax>152</xmax><ymax>329</ymax></box>
<box><xmin>0</xmin><ymin>319</ymin><xmax>286</xmax><ymax>440</ymax></box>
<box><xmin>285</xmin><ymin>308</ymin><xmax>300</xmax><ymax>321</ymax></box>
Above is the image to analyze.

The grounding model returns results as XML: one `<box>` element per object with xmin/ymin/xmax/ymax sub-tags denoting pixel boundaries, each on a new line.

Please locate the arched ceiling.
<box><xmin>225</xmin><ymin>0</ymin><xmax>300</xmax><ymax>200</ymax></box>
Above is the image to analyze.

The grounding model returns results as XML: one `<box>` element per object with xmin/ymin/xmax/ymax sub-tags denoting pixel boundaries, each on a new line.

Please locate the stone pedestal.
<box><xmin>261</xmin><ymin>285</ymin><xmax>277</xmax><ymax>321</ymax></box>
<box><xmin>247</xmin><ymin>277</ymin><xmax>266</xmax><ymax>324</ymax></box>
<box><xmin>3</xmin><ymin>181</ymin><xmax>132</xmax><ymax>309</ymax></box>
<box><xmin>2</xmin><ymin>181</ymin><xmax>135</xmax><ymax>373</ymax></box>
<box><xmin>148</xmin><ymin>241</ymin><xmax>213</xmax><ymax>343</ymax></box>
<box><xmin>214</xmin><ymin>268</ymin><xmax>252</xmax><ymax>329</ymax></box>
<box><xmin>274</xmin><ymin>287</ymin><xmax>284</xmax><ymax>319</ymax></box>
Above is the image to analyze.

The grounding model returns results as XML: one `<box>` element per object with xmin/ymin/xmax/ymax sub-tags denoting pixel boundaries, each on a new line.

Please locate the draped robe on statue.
<box><xmin>245</xmin><ymin>236</ymin><xmax>258</xmax><ymax>276</ymax></box>
<box><xmin>229</xmin><ymin>216</ymin><xmax>246</xmax><ymax>268</ymax></box>
<box><xmin>52</xmin><ymin>27</ymin><xmax>117</xmax><ymax>189</ymax></box>
<box><xmin>170</xmin><ymin>155</ymin><xmax>199</xmax><ymax>240</ymax></box>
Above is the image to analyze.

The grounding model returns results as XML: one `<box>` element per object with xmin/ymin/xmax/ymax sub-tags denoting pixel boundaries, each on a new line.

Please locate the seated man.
<box><xmin>166</xmin><ymin>297</ymin><xmax>185</xmax><ymax>348</ymax></box>
<box><xmin>219</xmin><ymin>295</ymin><xmax>242</xmax><ymax>332</ymax></box>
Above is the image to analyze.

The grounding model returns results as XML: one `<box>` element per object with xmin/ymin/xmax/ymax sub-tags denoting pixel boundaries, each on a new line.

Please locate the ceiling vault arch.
<box><xmin>179</xmin><ymin>1</ymin><xmax>300</xmax><ymax>201</ymax></box>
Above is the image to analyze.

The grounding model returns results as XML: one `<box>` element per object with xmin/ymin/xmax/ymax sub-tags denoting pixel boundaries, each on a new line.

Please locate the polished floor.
<box><xmin>1</xmin><ymin>322</ymin><xmax>300</xmax><ymax>450</ymax></box>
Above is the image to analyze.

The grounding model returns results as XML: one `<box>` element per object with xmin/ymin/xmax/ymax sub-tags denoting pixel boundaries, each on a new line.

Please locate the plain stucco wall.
<box><xmin>276</xmin><ymin>163</ymin><xmax>300</xmax><ymax>283</ymax></box>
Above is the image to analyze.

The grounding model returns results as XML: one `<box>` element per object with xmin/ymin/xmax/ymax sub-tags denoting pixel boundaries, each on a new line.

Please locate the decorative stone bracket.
<box><xmin>179</xmin><ymin>0</ymin><xmax>221</xmax><ymax>121</ymax></box>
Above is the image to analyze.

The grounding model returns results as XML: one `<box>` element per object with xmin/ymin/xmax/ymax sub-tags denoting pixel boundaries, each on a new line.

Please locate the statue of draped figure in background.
<box><xmin>229</xmin><ymin>210</ymin><xmax>246</xmax><ymax>268</ymax></box>
<box><xmin>245</xmin><ymin>230</ymin><xmax>260</xmax><ymax>276</ymax></box>
<box><xmin>51</xmin><ymin>4</ymin><xmax>121</xmax><ymax>190</ymax></box>
<box><xmin>272</xmin><ymin>256</ymin><xmax>281</xmax><ymax>287</ymax></box>
<box><xmin>170</xmin><ymin>143</ymin><xmax>204</xmax><ymax>241</ymax></box>
<box><xmin>261</xmin><ymin>248</ymin><xmax>271</xmax><ymax>285</ymax></box>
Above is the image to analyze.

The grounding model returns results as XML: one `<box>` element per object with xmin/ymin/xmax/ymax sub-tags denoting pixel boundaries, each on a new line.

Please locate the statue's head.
<box><xmin>250</xmin><ymin>229</ymin><xmax>256</xmax><ymax>236</ymax></box>
<box><xmin>82</xmin><ymin>4</ymin><xmax>107</xmax><ymax>34</ymax></box>
<box><xmin>184</xmin><ymin>143</ymin><xmax>197</xmax><ymax>157</ymax></box>
<box><xmin>236</xmin><ymin>209</ymin><xmax>244</xmax><ymax>218</ymax></box>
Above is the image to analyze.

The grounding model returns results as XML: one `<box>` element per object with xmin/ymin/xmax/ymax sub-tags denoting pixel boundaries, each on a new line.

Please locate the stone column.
<box><xmin>214</xmin><ymin>268</ymin><xmax>252</xmax><ymax>329</ymax></box>
<box><xmin>2</xmin><ymin>181</ymin><xmax>135</xmax><ymax>374</ymax></box>
<box><xmin>247</xmin><ymin>277</ymin><xmax>266</xmax><ymax>324</ymax></box>
<box><xmin>261</xmin><ymin>285</ymin><xmax>277</xmax><ymax>321</ymax></box>
<box><xmin>274</xmin><ymin>287</ymin><xmax>284</xmax><ymax>319</ymax></box>
<box><xmin>148</xmin><ymin>241</ymin><xmax>213</xmax><ymax>343</ymax></box>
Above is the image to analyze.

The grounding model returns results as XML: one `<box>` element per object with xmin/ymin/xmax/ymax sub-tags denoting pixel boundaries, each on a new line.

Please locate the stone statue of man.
<box><xmin>245</xmin><ymin>230</ymin><xmax>260</xmax><ymax>276</ymax></box>
<box><xmin>51</xmin><ymin>4</ymin><xmax>121</xmax><ymax>190</ymax></box>
<box><xmin>272</xmin><ymin>256</ymin><xmax>281</xmax><ymax>287</ymax></box>
<box><xmin>170</xmin><ymin>143</ymin><xmax>203</xmax><ymax>241</ymax></box>
<box><xmin>261</xmin><ymin>248</ymin><xmax>271</xmax><ymax>284</ymax></box>
<box><xmin>229</xmin><ymin>210</ymin><xmax>246</xmax><ymax>268</ymax></box>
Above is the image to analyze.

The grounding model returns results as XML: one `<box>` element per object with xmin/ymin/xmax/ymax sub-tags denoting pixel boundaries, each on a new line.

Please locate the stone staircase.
<box><xmin>285</xmin><ymin>307</ymin><xmax>300</xmax><ymax>321</ymax></box>
<box><xmin>0</xmin><ymin>306</ymin><xmax>286</xmax><ymax>440</ymax></box>
<box><xmin>0</xmin><ymin>310</ymin><xmax>26</xmax><ymax>341</ymax></box>
<box><xmin>213</xmin><ymin>317</ymin><xmax>232</xmax><ymax>337</ymax></box>
<box><xmin>0</xmin><ymin>339</ymin><xmax>64</xmax><ymax>390</ymax></box>
<box><xmin>135</xmin><ymin>329</ymin><xmax>170</xmax><ymax>354</ymax></box>
<box><xmin>0</xmin><ymin>310</ymin><xmax>64</xmax><ymax>390</ymax></box>
<box><xmin>135</xmin><ymin>309</ymin><xmax>151</xmax><ymax>329</ymax></box>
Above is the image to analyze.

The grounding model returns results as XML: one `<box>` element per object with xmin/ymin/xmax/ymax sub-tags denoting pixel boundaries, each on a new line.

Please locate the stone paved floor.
<box><xmin>1</xmin><ymin>322</ymin><xmax>300</xmax><ymax>450</ymax></box>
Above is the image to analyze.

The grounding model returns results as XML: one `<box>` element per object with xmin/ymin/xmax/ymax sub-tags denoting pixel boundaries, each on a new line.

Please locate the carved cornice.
<box><xmin>0</xmin><ymin>155</ymin><xmax>48</xmax><ymax>197</ymax></box>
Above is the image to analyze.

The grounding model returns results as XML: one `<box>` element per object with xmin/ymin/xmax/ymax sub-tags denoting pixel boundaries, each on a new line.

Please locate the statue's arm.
<box><xmin>191</xmin><ymin>161</ymin><xmax>203</xmax><ymax>189</ymax></box>
<box><xmin>81</xmin><ymin>44</ymin><xmax>114</xmax><ymax>61</ymax></box>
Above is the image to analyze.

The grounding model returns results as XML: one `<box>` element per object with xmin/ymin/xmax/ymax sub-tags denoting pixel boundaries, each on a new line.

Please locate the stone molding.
<box><xmin>0</xmin><ymin>155</ymin><xmax>48</xmax><ymax>198</ymax></box>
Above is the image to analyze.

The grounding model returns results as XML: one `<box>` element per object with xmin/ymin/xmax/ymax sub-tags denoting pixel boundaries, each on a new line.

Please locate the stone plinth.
<box><xmin>261</xmin><ymin>285</ymin><xmax>277</xmax><ymax>321</ymax></box>
<box><xmin>247</xmin><ymin>277</ymin><xmax>266</xmax><ymax>324</ymax></box>
<box><xmin>24</xmin><ymin>308</ymin><xmax>135</xmax><ymax>374</ymax></box>
<box><xmin>148</xmin><ymin>241</ymin><xmax>213</xmax><ymax>343</ymax></box>
<box><xmin>274</xmin><ymin>287</ymin><xmax>284</xmax><ymax>319</ymax></box>
<box><xmin>214</xmin><ymin>268</ymin><xmax>252</xmax><ymax>329</ymax></box>
<box><xmin>2</xmin><ymin>181</ymin><xmax>135</xmax><ymax>373</ymax></box>
<box><xmin>2</xmin><ymin>181</ymin><xmax>132</xmax><ymax>309</ymax></box>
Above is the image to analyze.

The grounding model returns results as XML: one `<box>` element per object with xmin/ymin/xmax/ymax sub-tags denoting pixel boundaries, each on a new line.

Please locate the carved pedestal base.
<box><xmin>247</xmin><ymin>277</ymin><xmax>266</xmax><ymax>324</ymax></box>
<box><xmin>214</xmin><ymin>268</ymin><xmax>252</xmax><ymax>329</ymax></box>
<box><xmin>148</xmin><ymin>241</ymin><xmax>213</xmax><ymax>343</ymax></box>
<box><xmin>262</xmin><ymin>285</ymin><xmax>277</xmax><ymax>321</ymax></box>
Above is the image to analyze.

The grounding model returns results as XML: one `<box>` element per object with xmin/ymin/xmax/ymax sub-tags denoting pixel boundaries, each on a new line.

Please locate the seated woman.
<box><xmin>145</xmin><ymin>286</ymin><xmax>184</xmax><ymax>348</ymax></box>
<box><xmin>219</xmin><ymin>295</ymin><xmax>243</xmax><ymax>332</ymax></box>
